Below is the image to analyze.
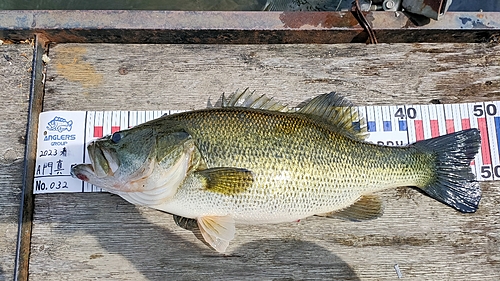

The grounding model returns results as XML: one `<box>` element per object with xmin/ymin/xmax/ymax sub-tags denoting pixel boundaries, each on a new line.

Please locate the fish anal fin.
<box><xmin>198</xmin><ymin>215</ymin><xmax>235</xmax><ymax>253</ymax></box>
<box><xmin>196</xmin><ymin>167</ymin><xmax>253</xmax><ymax>195</ymax></box>
<box><xmin>318</xmin><ymin>194</ymin><xmax>384</xmax><ymax>222</ymax></box>
<box><xmin>297</xmin><ymin>92</ymin><xmax>368</xmax><ymax>140</ymax></box>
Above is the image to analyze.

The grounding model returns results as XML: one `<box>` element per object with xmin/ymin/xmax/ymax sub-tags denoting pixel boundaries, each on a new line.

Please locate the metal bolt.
<box><xmin>385</xmin><ymin>0</ymin><xmax>395</xmax><ymax>9</ymax></box>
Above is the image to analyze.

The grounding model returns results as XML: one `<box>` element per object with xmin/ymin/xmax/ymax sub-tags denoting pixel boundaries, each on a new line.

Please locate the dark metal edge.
<box><xmin>1</xmin><ymin>10</ymin><xmax>499</xmax><ymax>43</ymax></box>
<box><xmin>13</xmin><ymin>35</ymin><xmax>46</xmax><ymax>281</ymax></box>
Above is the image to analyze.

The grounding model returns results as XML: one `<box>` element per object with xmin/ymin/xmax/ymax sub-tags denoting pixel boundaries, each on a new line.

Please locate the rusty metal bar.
<box><xmin>0</xmin><ymin>10</ymin><xmax>499</xmax><ymax>43</ymax></box>
<box><xmin>14</xmin><ymin>34</ymin><xmax>46</xmax><ymax>281</ymax></box>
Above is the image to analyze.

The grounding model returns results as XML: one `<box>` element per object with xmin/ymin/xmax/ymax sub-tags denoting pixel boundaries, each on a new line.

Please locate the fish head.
<box><xmin>71</xmin><ymin>125</ymin><xmax>158</xmax><ymax>192</ymax></box>
<box><xmin>71</xmin><ymin>122</ymin><xmax>196</xmax><ymax>194</ymax></box>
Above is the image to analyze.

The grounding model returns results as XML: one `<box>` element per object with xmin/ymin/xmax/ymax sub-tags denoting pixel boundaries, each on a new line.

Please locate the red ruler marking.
<box><xmin>461</xmin><ymin>119</ymin><xmax>471</xmax><ymax>130</ymax></box>
<box><xmin>414</xmin><ymin>120</ymin><xmax>424</xmax><ymax>141</ymax></box>
<box><xmin>478</xmin><ymin>117</ymin><xmax>491</xmax><ymax>165</ymax></box>
<box><xmin>430</xmin><ymin>120</ymin><xmax>439</xmax><ymax>138</ymax></box>
<box><xmin>445</xmin><ymin>119</ymin><xmax>455</xmax><ymax>133</ymax></box>
<box><xmin>93</xmin><ymin>126</ymin><xmax>103</xmax><ymax>138</ymax></box>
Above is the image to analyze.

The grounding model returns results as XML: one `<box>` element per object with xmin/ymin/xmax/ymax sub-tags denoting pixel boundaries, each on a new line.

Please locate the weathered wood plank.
<box><xmin>31</xmin><ymin>43</ymin><xmax>500</xmax><ymax>280</ymax></box>
<box><xmin>0</xmin><ymin>43</ymin><xmax>32</xmax><ymax>281</ymax></box>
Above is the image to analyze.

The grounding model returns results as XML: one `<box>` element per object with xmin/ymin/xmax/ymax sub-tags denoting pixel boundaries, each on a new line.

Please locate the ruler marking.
<box><xmin>451</xmin><ymin>104</ymin><xmax>462</xmax><ymax>132</ymax></box>
<box><xmin>478</xmin><ymin>117</ymin><xmax>491</xmax><ymax>165</ymax></box>
<box><xmin>435</xmin><ymin>104</ymin><xmax>447</xmax><ymax>136</ymax></box>
<box><xmin>413</xmin><ymin>105</ymin><xmax>425</xmax><ymax>142</ymax></box>
<box><xmin>414</xmin><ymin>120</ymin><xmax>424</xmax><ymax>141</ymax></box>
<box><xmin>103</xmin><ymin>111</ymin><xmax>111</xmax><ymax>136</ymax></box>
<box><xmin>111</xmin><ymin>111</ymin><xmax>120</xmax><ymax>133</ymax></box>
<box><xmin>146</xmin><ymin>111</ymin><xmax>154</xmax><ymax>122</ymax></box>
<box><xmin>398</xmin><ymin>120</ymin><xmax>407</xmax><ymax>131</ymax></box>
<box><xmin>430</xmin><ymin>120</ymin><xmax>439</xmax><ymax>138</ymax></box>
<box><xmin>428</xmin><ymin>105</ymin><xmax>439</xmax><ymax>138</ymax></box>
<box><xmin>94</xmin><ymin>111</ymin><xmax>104</xmax><ymax>138</ymax></box>
<box><xmin>367</xmin><ymin>106</ymin><xmax>376</xmax><ymax>132</ymax></box>
<box><xmin>469</xmin><ymin>103</ymin><xmax>487</xmax><ymax>179</ymax></box>
<box><xmin>374</xmin><ymin>106</ymin><xmax>383</xmax><ymax>135</ymax></box>
<box><xmin>462</xmin><ymin>119</ymin><xmax>471</xmax><ymax>129</ymax></box>
<box><xmin>486</xmin><ymin>103</ymin><xmax>500</xmax><ymax>179</ymax></box>
<box><xmin>120</xmin><ymin>111</ymin><xmax>128</xmax><ymax>130</ymax></box>
<box><xmin>495</xmin><ymin>117</ymin><xmax>500</xmax><ymax>159</ymax></box>
<box><xmin>383</xmin><ymin>121</ymin><xmax>391</xmax><ymax>132</ymax></box>
<box><xmin>445</xmin><ymin>119</ymin><xmax>454</xmax><ymax>133</ymax></box>
<box><xmin>444</xmin><ymin>104</ymin><xmax>455</xmax><ymax>133</ymax></box>
<box><xmin>421</xmin><ymin>105</ymin><xmax>432</xmax><ymax>140</ymax></box>
<box><xmin>406</xmin><ymin>106</ymin><xmax>415</xmax><ymax>144</ymax></box>
<box><xmin>382</xmin><ymin>106</ymin><xmax>392</xmax><ymax>132</ymax></box>
<box><xmin>368</xmin><ymin>121</ymin><xmax>376</xmax><ymax>132</ymax></box>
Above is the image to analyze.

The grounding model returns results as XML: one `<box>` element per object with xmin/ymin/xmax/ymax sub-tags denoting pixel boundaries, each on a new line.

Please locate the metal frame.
<box><xmin>1</xmin><ymin>10</ymin><xmax>500</xmax><ymax>44</ymax></box>
<box><xmin>13</xmin><ymin>35</ymin><xmax>46</xmax><ymax>281</ymax></box>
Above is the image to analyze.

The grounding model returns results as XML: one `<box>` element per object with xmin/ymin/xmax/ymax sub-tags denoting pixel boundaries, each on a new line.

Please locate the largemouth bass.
<box><xmin>71</xmin><ymin>90</ymin><xmax>481</xmax><ymax>252</ymax></box>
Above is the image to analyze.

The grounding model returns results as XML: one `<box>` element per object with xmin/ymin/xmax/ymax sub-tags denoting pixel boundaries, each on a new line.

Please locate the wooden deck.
<box><xmin>1</xmin><ymin>42</ymin><xmax>500</xmax><ymax>280</ymax></box>
<box><xmin>0</xmin><ymin>43</ymin><xmax>32</xmax><ymax>280</ymax></box>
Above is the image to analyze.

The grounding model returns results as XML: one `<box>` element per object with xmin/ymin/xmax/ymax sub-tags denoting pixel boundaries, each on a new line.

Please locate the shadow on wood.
<box><xmin>30</xmin><ymin>193</ymin><xmax>360</xmax><ymax>280</ymax></box>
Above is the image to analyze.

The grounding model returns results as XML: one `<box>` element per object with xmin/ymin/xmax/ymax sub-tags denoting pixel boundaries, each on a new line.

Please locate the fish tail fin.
<box><xmin>412</xmin><ymin>128</ymin><xmax>482</xmax><ymax>213</ymax></box>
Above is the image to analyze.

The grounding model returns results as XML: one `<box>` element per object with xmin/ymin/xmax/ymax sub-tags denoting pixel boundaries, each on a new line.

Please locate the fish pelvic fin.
<box><xmin>317</xmin><ymin>194</ymin><xmax>384</xmax><ymax>221</ymax></box>
<box><xmin>173</xmin><ymin>215</ymin><xmax>198</xmax><ymax>231</ymax></box>
<box><xmin>198</xmin><ymin>215</ymin><xmax>235</xmax><ymax>253</ymax></box>
<box><xmin>195</xmin><ymin>167</ymin><xmax>254</xmax><ymax>195</ymax></box>
<box><xmin>297</xmin><ymin>92</ymin><xmax>368</xmax><ymax>141</ymax></box>
<box><xmin>412</xmin><ymin>128</ymin><xmax>481</xmax><ymax>213</ymax></box>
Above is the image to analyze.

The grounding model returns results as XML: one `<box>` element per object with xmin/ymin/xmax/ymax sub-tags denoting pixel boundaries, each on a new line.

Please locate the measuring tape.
<box><xmin>358</xmin><ymin>102</ymin><xmax>499</xmax><ymax>181</ymax></box>
<box><xmin>34</xmin><ymin>101</ymin><xmax>500</xmax><ymax>194</ymax></box>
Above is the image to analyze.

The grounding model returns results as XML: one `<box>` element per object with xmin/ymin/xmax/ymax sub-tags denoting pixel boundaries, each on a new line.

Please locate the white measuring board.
<box><xmin>34</xmin><ymin>101</ymin><xmax>500</xmax><ymax>194</ymax></box>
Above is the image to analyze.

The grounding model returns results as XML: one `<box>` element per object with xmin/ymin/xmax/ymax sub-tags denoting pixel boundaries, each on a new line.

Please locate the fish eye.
<box><xmin>111</xmin><ymin>132</ymin><xmax>122</xmax><ymax>143</ymax></box>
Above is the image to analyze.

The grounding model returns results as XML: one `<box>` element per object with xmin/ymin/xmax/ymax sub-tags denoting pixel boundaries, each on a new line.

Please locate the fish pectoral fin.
<box><xmin>317</xmin><ymin>194</ymin><xmax>384</xmax><ymax>222</ymax></box>
<box><xmin>297</xmin><ymin>92</ymin><xmax>368</xmax><ymax>140</ymax></box>
<box><xmin>197</xmin><ymin>215</ymin><xmax>235</xmax><ymax>253</ymax></box>
<box><xmin>195</xmin><ymin>167</ymin><xmax>253</xmax><ymax>195</ymax></box>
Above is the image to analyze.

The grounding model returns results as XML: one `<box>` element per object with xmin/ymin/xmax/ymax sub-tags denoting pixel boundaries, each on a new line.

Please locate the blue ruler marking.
<box><xmin>367</xmin><ymin>121</ymin><xmax>376</xmax><ymax>132</ymax></box>
<box><xmin>495</xmin><ymin>116</ymin><xmax>500</xmax><ymax>158</ymax></box>
<box><xmin>383</xmin><ymin>121</ymin><xmax>392</xmax><ymax>132</ymax></box>
<box><xmin>398</xmin><ymin>120</ymin><xmax>407</xmax><ymax>131</ymax></box>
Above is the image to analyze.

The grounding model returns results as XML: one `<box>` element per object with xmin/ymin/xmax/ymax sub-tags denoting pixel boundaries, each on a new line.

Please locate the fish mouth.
<box><xmin>72</xmin><ymin>141</ymin><xmax>120</xmax><ymax>179</ymax></box>
<box><xmin>70</xmin><ymin>163</ymin><xmax>93</xmax><ymax>182</ymax></box>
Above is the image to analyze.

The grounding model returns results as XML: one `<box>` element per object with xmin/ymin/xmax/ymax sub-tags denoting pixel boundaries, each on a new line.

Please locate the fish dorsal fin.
<box><xmin>213</xmin><ymin>89</ymin><xmax>289</xmax><ymax>112</ymax></box>
<box><xmin>317</xmin><ymin>194</ymin><xmax>384</xmax><ymax>222</ymax></box>
<box><xmin>198</xmin><ymin>215</ymin><xmax>235</xmax><ymax>253</ymax></box>
<box><xmin>195</xmin><ymin>167</ymin><xmax>254</xmax><ymax>195</ymax></box>
<box><xmin>297</xmin><ymin>92</ymin><xmax>368</xmax><ymax>140</ymax></box>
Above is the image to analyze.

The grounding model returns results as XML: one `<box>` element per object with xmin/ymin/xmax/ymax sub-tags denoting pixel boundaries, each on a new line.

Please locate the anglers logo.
<box><xmin>46</xmin><ymin>116</ymin><xmax>73</xmax><ymax>133</ymax></box>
